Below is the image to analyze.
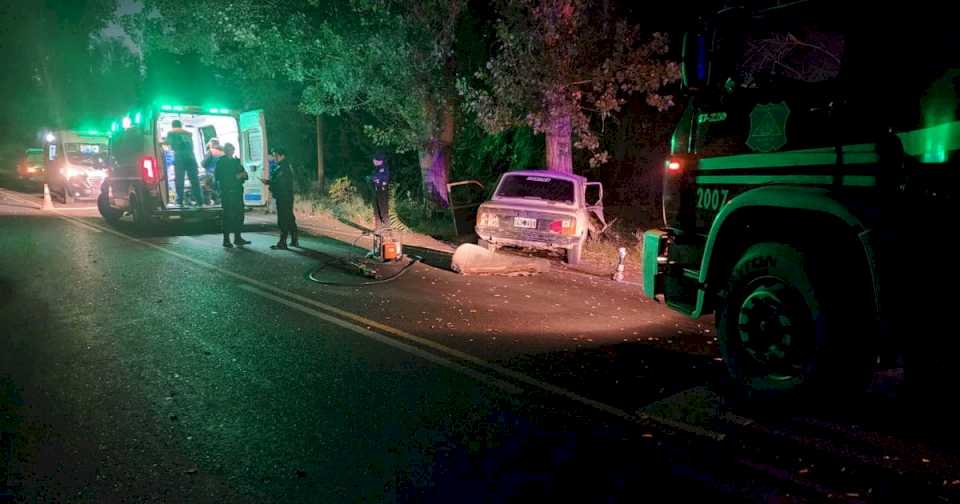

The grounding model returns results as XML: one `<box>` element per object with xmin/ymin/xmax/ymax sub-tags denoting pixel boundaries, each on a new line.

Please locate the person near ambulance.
<box><xmin>261</xmin><ymin>147</ymin><xmax>299</xmax><ymax>250</ymax></box>
<box><xmin>164</xmin><ymin>120</ymin><xmax>204</xmax><ymax>207</ymax></box>
<box><xmin>215</xmin><ymin>143</ymin><xmax>251</xmax><ymax>248</ymax></box>
<box><xmin>201</xmin><ymin>138</ymin><xmax>225</xmax><ymax>204</ymax></box>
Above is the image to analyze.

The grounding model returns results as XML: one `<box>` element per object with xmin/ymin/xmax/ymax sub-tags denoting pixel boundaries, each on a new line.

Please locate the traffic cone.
<box><xmin>42</xmin><ymin>183</ymin><xmax>54</xmax><ymax>210</ymax></box>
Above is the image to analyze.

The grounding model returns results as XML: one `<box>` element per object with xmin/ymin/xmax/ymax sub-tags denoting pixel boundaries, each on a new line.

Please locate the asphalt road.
<box><xmin>2</xmin><ymin>184</ymin><xmax>960</xmax><ymax>503</ymax></box>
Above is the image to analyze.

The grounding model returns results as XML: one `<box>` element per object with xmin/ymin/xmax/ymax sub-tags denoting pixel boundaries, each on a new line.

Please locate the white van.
<box><xmin>98</xmin><ymin>105</ymin><xmax>269</xmax><ymax>228</ymax></box>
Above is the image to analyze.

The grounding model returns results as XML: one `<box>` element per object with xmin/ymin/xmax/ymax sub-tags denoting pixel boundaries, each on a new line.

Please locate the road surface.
<box><xmin>2</xmin><ymin>185</ymin><xmax>959</xmax><ymax>503</ymax></box>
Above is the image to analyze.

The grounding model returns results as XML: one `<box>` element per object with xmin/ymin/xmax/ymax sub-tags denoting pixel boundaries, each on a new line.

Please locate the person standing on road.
<box><xmin>164</xmin><ymin>120</ymin><xmax>204</xmax><ymax>207</ymax></box>
<box><xmin>370</xmin><ymin>151</ymin><xmax>390</xmax><ymax>230</ymax></box>
<box><xmin>261</xmin><ymin>147</ymin><xmax>299</xmax><ymax>250</ymax></box>
<box><xmin>215</xmin><ymin>143</ymin><xmax>251</xmax><ymax>248</ymax></box>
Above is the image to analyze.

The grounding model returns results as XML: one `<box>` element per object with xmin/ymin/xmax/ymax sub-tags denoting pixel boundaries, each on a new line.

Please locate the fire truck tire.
<box><xmin>566</xmin><ymin>242</ymin><xmax>582</xmax><ymax>265</ymax></box>
<box><xmin>63</xmin><ymin>186</ymin><xmax>75</xmax><ymax>204</ymax></box>
<box><xmin>716</xmin><ymin>242</ymin><xmax>874</xmax><ymax>402</ymax></box>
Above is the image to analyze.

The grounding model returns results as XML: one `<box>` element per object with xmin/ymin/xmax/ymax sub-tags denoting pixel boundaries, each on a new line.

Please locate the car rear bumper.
<box><xmin>477</xmin><ymin>226</ymin><xmax>581</xmax><ymax>249</ymax></box>
<box><xmin>17</xmin><ymin>174</ymin><xmax>44</xmax><ymax>183</ymax></box>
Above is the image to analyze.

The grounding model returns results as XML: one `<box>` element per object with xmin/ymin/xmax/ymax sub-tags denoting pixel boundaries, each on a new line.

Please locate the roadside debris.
<box><xmin>451</xmin><ymin>244</ymin><xmax>549</xmax><ymax>276</ymax></box>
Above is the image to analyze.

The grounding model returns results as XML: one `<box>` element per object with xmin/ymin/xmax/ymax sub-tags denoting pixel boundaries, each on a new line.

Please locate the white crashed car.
<box><xmin>474</xmin><ymin>170</ymin><xmax>605</xmax><ymax>265</ymax></box>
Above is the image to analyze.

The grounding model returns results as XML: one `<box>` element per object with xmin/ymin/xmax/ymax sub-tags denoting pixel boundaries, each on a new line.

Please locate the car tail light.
<box><xmin>140</xmin><ymin>156</ymin><xmax>160</xmax><ymax>185</ymax></box>
<box><xmin>666</xmin><ymin>158</ymin><xmax>682</xmax><ymax>174</ymax></box>
<box><xmin>479</xmin><ymin>212</ymin><xmax>499</xmax><ymax>227</ymax></box>
<box><xmin>549</xmin><ymin>219</ymin><xmax>576</xmax><ymax>235</ymax></box>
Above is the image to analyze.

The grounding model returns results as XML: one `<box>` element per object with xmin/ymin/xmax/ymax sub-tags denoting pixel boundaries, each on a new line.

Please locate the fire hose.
<box><xmin>305</xmin><ymin>231</ymin><xmax>422</xmax><ymax>286</ymax></box>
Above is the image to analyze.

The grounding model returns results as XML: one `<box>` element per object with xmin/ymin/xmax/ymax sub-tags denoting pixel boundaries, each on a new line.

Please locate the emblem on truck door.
<box><xmin>746</xmin><ymin>102</ymin><xmax>790</xmax><ymax>152</ymax></box>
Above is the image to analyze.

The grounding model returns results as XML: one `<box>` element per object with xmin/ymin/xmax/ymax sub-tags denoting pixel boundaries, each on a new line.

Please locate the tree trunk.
<box><xmin>545</xmin><ymin>112</ymin><xmax>573</xmax><ymax>173</ymax></box>
<box><xmin>418</xmin><ymin>141</ymin><xmax>450</xmax><ymax>207</ymax></box>
<box><xmin>315</xmin><ymin>114</ymin><xmax>325</xmax><ymax>189</ymax></box>
<box><xmin>418</xmin><ymin>102</ymin><xmax>454</xmax><ymax>207</ymax></box>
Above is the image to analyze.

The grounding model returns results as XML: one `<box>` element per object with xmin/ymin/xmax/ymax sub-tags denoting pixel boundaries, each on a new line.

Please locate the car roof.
<box><xmin>502</xmin><ymin>169</ymin><xmax>586</xmax><ymax>184</ymax></box>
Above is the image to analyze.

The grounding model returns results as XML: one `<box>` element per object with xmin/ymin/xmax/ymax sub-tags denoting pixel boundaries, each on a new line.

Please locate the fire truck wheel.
<box><xmin>717</xmin><ymin>242</ymin><xmax>874</xmax><ymax>402</ymax></box>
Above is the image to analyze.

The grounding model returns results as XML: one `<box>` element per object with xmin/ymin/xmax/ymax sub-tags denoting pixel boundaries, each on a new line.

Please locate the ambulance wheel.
<box><xmin>130</xmin><ymin>194</ymin><xmax>151</xmax><ymax>231</ymax></box>
<box><xmin>98</xmin><ymin>192</ymin><xmax>121</xmax><ymax>224</ymax></box>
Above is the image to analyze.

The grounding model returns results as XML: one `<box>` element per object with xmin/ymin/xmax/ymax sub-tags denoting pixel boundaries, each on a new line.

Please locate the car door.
<box><xmin>446</xmin><ymin>180</ymin><xmax>486</xmax><ymax>236</ymax></box>
<box><xmin>239</xmin><ymin>110</ymin><xmax>269</xmax><ymax>207</ymax></box>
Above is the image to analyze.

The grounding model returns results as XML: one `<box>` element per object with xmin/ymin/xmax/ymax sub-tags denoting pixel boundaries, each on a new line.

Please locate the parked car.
<box><xmin>16</xmin><ymin>147</ymin><xmax>44</xmax><ymax>183</ymax></box>
<box><xmin>43</xmin><ymin>130</ymin><xmax>110</xmax><ymax>202</ymax></box>
<box><xmin>473</xmin><ymin>170</ymin><xmax>605</xmax><ymax>265</ymax></box>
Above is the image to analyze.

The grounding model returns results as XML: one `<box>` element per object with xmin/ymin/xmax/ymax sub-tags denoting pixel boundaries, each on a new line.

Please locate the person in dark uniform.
<box><xmin>370</xmin><ymin>151</ymin><xmax>390</xmax><ymax>229</ymax></box>
<box><xmin>214</xmin><ymin>143</ymin><xmax>251</xmax><ymax>248</ymax></box>
<box><xmin>164</xmin><ymin>120</ymin><xmax>204</xmax><ymax>206</ymax></box>
<box><xmin>262</xmin><ymin>147</ymin><xmax>299</xmax><ymax>249</ymax></box>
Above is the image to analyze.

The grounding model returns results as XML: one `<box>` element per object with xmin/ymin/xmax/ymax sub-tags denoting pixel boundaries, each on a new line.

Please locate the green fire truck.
<box><xmin>643</xmin><ymin>1</ymin><xmax>960</xmax><ymax>399</ymax></box>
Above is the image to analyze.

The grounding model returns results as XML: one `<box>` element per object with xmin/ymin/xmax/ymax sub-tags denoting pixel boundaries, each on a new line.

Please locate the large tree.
<box><xmin>137</xmin><ymin>0</ymin><xmax>465</xmax><ymax>206</ymax></box>
<box><xmin>459</xmin><ymin>0</ymin><xmax>679</xmax><ymax>173</ymax></box>
<box><xmin>1</xmin><ymin>0</ymin><xmax>129</xmax><ymax>143</ymax></box>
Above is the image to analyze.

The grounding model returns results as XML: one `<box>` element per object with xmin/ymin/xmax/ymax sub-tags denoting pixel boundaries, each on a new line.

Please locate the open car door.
<box><xmin>585</xmin><ymin>181</ymin><xmax>611</xmax><ymax>237</ymax></box>
<box><xmin>447</xmin><ymin>180</ymin><xmax>486</xmax><ymax>236</ymax></box>
<box><xmin>239</xmin><ymin>110</ymin><xmax>269</xmax><ymax>207</ymax></box>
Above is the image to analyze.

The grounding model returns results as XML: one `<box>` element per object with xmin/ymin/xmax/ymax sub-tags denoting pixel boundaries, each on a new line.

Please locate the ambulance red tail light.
<box><xmin>140</xmin><ymin>156</ymin><xmax>160</xmax><ymax>185</ymax></box>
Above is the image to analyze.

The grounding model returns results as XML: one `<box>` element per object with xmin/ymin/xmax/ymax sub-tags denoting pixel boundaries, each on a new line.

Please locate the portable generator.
<box><xmin>372</xmin><ymin>228</ymin><xmax>403</xmax><ymax>262</ymax></box>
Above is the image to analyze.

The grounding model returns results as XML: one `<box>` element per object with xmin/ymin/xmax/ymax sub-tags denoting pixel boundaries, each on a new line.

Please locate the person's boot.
<box><xmin>271</xmin><ymin>232</ymin><xmax>289</xmax><ymax>250</ymax></box>
<box><xmin>289</xmin><ymin>229</ymin><xmax>300</xmax><ymax>247</ymax></box>
<box><xmin>234</xmin><ymin>233</ymin><xmax>251</xmax><ymax>246</ymax></box>
<box><xmin>222</xmin><ymin>234</ymin><xmax>233</xmax><ymax>248</ymax></box>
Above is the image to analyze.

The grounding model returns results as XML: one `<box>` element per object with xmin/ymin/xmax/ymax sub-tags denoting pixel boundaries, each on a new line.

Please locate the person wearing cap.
<box><xmin>370</xmin><ymin>151</ymin><xmax>390</xmax><ymax>230</ymax></box>
<box><xmin>214</xmin><ymin>143</ymin><xmax>251</xmax><ymax>247</ymax></box>
<box><xmin>261</xmin><ymin>147</ymin><xmax>299</xmax><ymax>249</ymax></box>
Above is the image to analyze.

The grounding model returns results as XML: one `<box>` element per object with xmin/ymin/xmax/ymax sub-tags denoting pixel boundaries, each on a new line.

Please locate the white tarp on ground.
<box><xmin>451</xmin><ymin>243</ymin><xmax>550</xmax><ymax>276</ymax></box>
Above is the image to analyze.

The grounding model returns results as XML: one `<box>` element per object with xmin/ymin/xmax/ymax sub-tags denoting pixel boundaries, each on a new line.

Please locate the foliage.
<box><xmin>139</xmin><ymin>0</ymin><xmax>464</xmax><ymax>155</ymax></box>
<box><xmin>326</xmin><ymin>176</ymin><xmax>362</xmax><ymax>206</ymax></box>
<box><xmin>458</xmin><ymin>0</ymin><xmax>680</xmax><ymax>168</ymax></box>
<box><xmin>0</xmin><ymin>0</ymin><xmax>137</xmax><ymax>143</ymax></box>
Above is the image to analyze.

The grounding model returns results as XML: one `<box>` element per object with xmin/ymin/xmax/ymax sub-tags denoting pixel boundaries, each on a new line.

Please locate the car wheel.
<box><xmin>477</xmin><ymin>238</ymin><xmax>496</xmax><ymax>252</ymax></box>
<box><xmin>716</xmin><ymin>242</ymin><xmax>874</xmax><ymax>403</ymax></box>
